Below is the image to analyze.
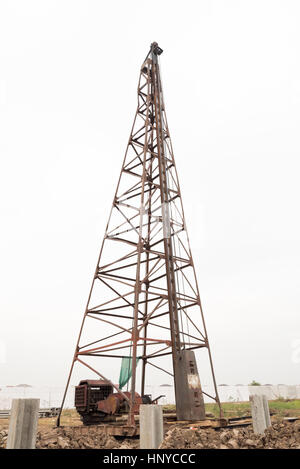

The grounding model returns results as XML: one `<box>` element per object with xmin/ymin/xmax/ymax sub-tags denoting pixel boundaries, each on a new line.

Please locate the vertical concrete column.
<box><xmin>250</xmin><ymin>394</ymin><xmax>270</xmax><ymax>434</ymax></box>
<box><xmin>140</xmin><ymin>404</ymin><xmax>163</xmax><ymax>449</ymax></box>
<box><xmin>262</xmin><ymin>395</ymin><xmax>271</xmax><ymax>427</ymax></box>
<box><xmin>6</xmin><ymin>399</ymin><xmax>40</xmax><ymax>449</ymax></box>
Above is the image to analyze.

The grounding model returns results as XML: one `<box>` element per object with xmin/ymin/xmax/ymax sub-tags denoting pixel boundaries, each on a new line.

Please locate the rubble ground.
<box><xmin>1</xmin><ymin>420</ymin><xmax>300</xmax><ymax>449</ymax></box>
<box><xmin>159</xmin><ymin>420</ymin><xmax>300</xmax><ymax>449</ymax></box>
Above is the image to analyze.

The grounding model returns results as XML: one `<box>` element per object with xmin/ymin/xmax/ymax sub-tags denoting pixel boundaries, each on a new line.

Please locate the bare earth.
<box><xmin>1</xmin><ymin>402</ymin><xmax>300</xmax><ymax>449</ymax></box>
<box><xmin>1</xmin><ymin>420</ymin><xmax>300</xmax><ymax>449</ymax></box>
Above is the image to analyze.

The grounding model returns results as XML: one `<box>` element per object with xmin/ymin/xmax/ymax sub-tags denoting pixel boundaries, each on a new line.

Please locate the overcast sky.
<box><xmin>1</xmin><ymin>0</ymin><xmax>300</xmax><ymax>389</ymax></box>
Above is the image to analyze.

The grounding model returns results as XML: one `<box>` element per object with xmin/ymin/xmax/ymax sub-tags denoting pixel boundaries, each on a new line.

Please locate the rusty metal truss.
<box><xmin>57</xmin><ymin>42</ymin><xmax>221</xmax><ymax>426</ymax></box>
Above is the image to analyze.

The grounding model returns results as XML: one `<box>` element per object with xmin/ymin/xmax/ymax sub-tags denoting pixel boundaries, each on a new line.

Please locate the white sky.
<box><xmin>1</xmin><ymin>0</ymin><xmax>300</xmax><ymax>388</ymax></box>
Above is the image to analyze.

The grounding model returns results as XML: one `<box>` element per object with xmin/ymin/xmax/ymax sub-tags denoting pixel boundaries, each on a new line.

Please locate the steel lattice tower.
<box><xmin>57</xmin><ymin>42</ymin><xmax>221</xmax><ymax>426</ymax></box>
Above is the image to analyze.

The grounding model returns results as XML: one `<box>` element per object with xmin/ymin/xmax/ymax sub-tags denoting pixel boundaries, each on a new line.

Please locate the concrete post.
<box><xmin>6</xmin><ymin>398</ymin><xmax>40</xmax><ymax>449</ymax></box>
<box><xmin>262</xmin><ymin>395</ymin><xmax>271</xmax><ymax>427</ymax></box>
<box><xmin>250</xmin><ymin>394</ymin><xmax>269</xmax><ymax>434</ymax></box>
<box><xmin>140</xmin><ymin>404</ymin><xmax>163</xmax><ymax>449</ymax></box>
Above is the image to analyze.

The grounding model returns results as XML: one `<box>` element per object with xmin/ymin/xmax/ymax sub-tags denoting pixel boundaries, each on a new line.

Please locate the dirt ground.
<box><xmin>1</xmin><ymin>420</ymin><xmax>300</xmax><ymax>449</ymax></box>
<box><xmin>160</xmin><ymin>421</ymin><xmax>300</xmax><ymax>449</ymax></box>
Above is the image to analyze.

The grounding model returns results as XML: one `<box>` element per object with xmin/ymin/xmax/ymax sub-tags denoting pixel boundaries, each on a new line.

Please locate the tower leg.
<box><xmin>174</xmin><ymin>350</ymin><xmax>206</xmax><ymax>421</ymax></box>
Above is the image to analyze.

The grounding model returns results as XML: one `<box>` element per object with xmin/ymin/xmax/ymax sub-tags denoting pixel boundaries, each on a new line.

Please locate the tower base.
<box><xmin>174</xmin><ymin>350</ymin><xmax>206</xmax><ymax>421</ymax></box>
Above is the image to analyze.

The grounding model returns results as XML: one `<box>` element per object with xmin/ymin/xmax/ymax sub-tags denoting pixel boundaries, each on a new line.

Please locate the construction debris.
<box><xmin>37</xmin><ymin>427</ymin><xmax>139</xmax><ymax>450</ymax></box>
<box><xmin>1</xmin><ymin>419</ymin><xmax>300</xmax><ymax>449</ymax></box>
<box><xmin>159</xmin><ymin>421</ymin><xmax>300</xmax><ymax>449</ymax></box>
